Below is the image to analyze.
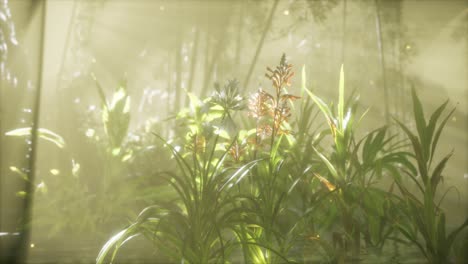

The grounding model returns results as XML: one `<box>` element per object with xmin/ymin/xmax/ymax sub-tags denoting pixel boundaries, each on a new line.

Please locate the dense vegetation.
<box><xmin>88</xmin><ymin>55</ymin><xmax>467</xmax><ymax>264</ymax></box>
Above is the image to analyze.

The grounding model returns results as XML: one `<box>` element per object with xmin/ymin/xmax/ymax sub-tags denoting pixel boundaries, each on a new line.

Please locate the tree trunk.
<box><xmin>200</xmin><ymin>13</ymin><xmax>233</xmax><ymax>97</ymax></box>
<box><xmin>174</xmin><ymin>27</ymin><xmax>183</xmax><ymax>112</ymax></box>
<box><xmin>187</xmin><ymin>27</ymin><xmax>200</xmax><ymax>100</ymax></box>
<box><xmin>242</xmin><ymin>0</ymin><xmax>280</xmax><ymax>92</ymax></box>
<box><xmin>375</xmin><ymin>0</ymin><xmax>390</xmax><ymax>125</ymax></box>
<box><xmin>235</xmin><ymin>1</ymin><xmax>245</xmax><ymax>77</ymax></box>
<box><xmin>8</xmin><ymin>2</ymin><xmax>47</xmax><ymax>263</ymax></box>
<box><xmin>341</xmin><ymin>0</ymin><xmax>347</xmax><ymax>65</ymax></box>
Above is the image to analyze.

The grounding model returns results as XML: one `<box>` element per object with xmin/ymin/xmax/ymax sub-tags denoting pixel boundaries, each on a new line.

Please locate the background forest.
<box><xmin>0</xmin><ymin>0</ymin><xmax>466</xmax><ymax>263</ymax></box>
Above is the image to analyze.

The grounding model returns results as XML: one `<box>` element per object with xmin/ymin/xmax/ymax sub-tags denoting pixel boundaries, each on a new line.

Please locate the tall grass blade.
<box><xmin>301</xmin><ymin>65</ymin><xmax>306</xmax><ymax>97</ymax></box>
<box><xmin>410</xmin><ymin>87</ymin><xmax>428</xmax><ymax>161</ymax></box>
<box><xmin>338</xmin><ymin>64</ymin><xmax>345</xmax><ymax>126</ymax></box>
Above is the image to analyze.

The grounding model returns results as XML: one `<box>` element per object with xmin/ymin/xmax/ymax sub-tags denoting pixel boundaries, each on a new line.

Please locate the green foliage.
<box><xmin>92</xmin><ymin>73</ymin><xmax>131</xmax><ymax>153</ymax></box>
<box><xmin>96</xmin><ymin>56</ymin><xmax>467</xmax><ymax>264</ymax></box>
<box><xmin>393</xmin><ymin>87</ymin><xmax>468</xmax><ymax>264</ymax></box>
<box><xmin>5</xmin><ymin>75</ymin><xmax>152</xmax><ymax>243</ymax></box>
<box><xmin>304</xmin><ymin>65</ymin><xmax>411</xmax><ymax>261</ymax></box>
<box><xmin>97</xmin><ymin>132</ymin><xmax>259</xmax><ymax>264</ymax></box>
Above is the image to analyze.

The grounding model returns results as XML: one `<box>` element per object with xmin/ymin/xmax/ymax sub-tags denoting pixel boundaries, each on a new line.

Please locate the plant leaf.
<box><xmin>430</xmin><ymin>107</ymin><xmax>455</xmax><ymax>167</ymax></box>
<box><xmin>304</xmin><ymin>88</ymin><xmax>333</xmax><ymax>123</ymax></box>
<box><xmin>430</xmin><ymin>151</ymin><xmax>453</xmax><ymax>194</ymax></box>
<box><xmin>313</xmin><ymin>146</ymin><xmax>339</xmax><ymax>181</ymax></box>
<box><xmin>426</xmin><ymin>100</ymin><xmax>448</xmax><ymax>163</ymax></box>
<box><xmin>411</xmin><ymin>87</ymin><xmax>428</xmax><ymax>162</ymax></box>
<box><xmin>5</xmin><ymin>127</ymin><xmax>66</xmax><ymax>148</ymax></box>
<box><xmin>338</xmin><ymin>64</ymin><xmax>345</xmax><ymax>127</ymax></box>
<box><xmin>301</xmin><ymin>65</ymin><xmax>306</xmax><ymax>97</ymax></box>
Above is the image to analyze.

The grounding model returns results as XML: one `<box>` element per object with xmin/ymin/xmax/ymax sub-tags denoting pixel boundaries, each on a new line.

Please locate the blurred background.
<box><xmin>0</xmin><ymin>0</ymin><xmax>466</xmax><ymax>263</ymax></box>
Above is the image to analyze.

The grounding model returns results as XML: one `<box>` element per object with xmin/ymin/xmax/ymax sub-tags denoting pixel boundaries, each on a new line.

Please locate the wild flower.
<box><xmin>211</xmin><ymin>79</ymin><xmax>245</xmax><ymax>114</ymax></box>
<box><xmin>265</xmin><ymin>53</ymin><xmax>295</xmax><ymax>94</ymax></box>
<box><xmin>226</xmin><ymin>140</ymin><xmax>247</xmax><ymax>163</ymax></box>
<box><xmin>185</xmin><ymin>133</ymin><xmax>206</xmax><ymax>155</ymax></box>
<box><xmin>248</xmin><ymin>54</ymin><xmax>300</xmax><ymax>147</ymax></box>
<box><xmin>247</xmin><ymin>88</ymin><xmax>273</xmax><ymax>120</ymax></box>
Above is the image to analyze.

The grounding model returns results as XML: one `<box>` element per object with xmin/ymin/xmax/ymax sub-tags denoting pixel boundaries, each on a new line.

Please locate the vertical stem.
<box><xmin>200</xmin><ymin>14</ymin><xmax>232</xmax><ymax>97</ymax></box>
<box><xmin>242</xmin><ymin>0</ymin><xmax>279</xmax><ymax>92</ymax></box>
<box><xmin>202</xmin><ymin>32</ymin><xmax>211</xmax><ymax>96</ymax></box>
<box><xmin>187</xmin><ymin>27</ymin><xmax>200</xmax><ymax>99</ymax></box>
<box><xmin>341</xmin><ymin>0</ymin><xmax>347</xmax><ymax>65</ymax></box>
<box><xmin>375</xmin><ymin>0</ymin><xmax>390</xmax><ymax>125</ymax></box>
<box><xmin>11</xmin><ymin>1</ymin><xmax>47</xmax><ymax>263</ymax></box>
<box><xmin>253</xmin><ymin>119</ymin><xmax>259</xmax><ymax>160</ymax></box>
<box><xmin>0</xmin><ymin>35</ymin><xmax>3</xmax><ymax>264</ymax></box>
<box><xmin>270</xmin><ymin>89</ymin><xmax>281</xmax><ymax>151</ymax></box>
<box><xmin>205</xmin><ymin>113</ymin><xmax>226</xmax><ymax>175</ymax></box>
<box><xmin>200</xmin><ymin>42</ymin><xmax>219</xmax><ymax>97</ymax></box>
<box><xmin>396</xmin><ymin>1</ymin><xmax>406</xmax><ymax>123</ymax></box>
<box><xmin>55</xmin><ymin>0</ymin><xmax>77</xmax><ymax>156</ymax></box>
<box><xmin>174</xmin><ymin>27</ymin><xmax>183</xmax><ymax>112</ymax></box>
<box><xmin>392</xmin><ymin>2</ymin><xmax>401</xmax><ymax>138</ymax></box>
<box><xmin>166</xmin><ymin>53</ymin><xmax>172</xmax><ymax>138</ymax></box>
<box><xmin>235</xmin><ymin>1</ymin><xmax>244</xmax><ymax>77</ymax></box>
<box><xmin>55</xmin><ymin>0</ymin><xmax>77</xmax><ymax>93</ymax></box>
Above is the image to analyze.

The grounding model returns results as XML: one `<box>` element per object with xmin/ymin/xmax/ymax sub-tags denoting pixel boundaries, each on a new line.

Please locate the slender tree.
<box><xmin>242</xmin><ymin>0</ymin><xmax>280</xmax><ymax>92</ymax></box>
<box><xmin>8</xmin><ymin>2</ymin><xmax>46</xmax><ymax>263</ymax></box>
<box><xmin>200</xmin><ymin>11</ymin><xmax>233</xmax><ymax>97</ymax></box>
<box><xmin>187</xmin><ymin>27</ymin><xmax>200</xmax><ymax>99</ymax></box>
<box><xmin>174</xmin><ymin>26</ymin><xmax>183</xmax><ymax>112</ymax></box>
<box><xmin>374</xmin><ymin>0</ymin><xmax>390</xmax><ymax>125</ymax></box>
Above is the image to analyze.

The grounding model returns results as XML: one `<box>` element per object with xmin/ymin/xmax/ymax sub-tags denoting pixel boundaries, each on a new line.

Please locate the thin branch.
<box><xmin>242</xmin><ymin>0</ymin><xmax>280</xmax><ymax>92</ymax></box>
<box><xmin>174</xmin><ymin>27</ymin><xmax>183</xmax><ymax>112</ymax></box>
<box><xmin>375</xmin><ymin>0</ymin><xmax>390</xmax><ymax>125</ymax></box>
<box><xmin>187</xmin><ymin>27</ymin><xmax>200</xmax><ymax>100</ymax></box>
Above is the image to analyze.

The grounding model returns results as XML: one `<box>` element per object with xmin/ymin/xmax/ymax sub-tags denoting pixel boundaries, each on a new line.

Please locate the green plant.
<box><xmin>392</xmin><ymin>88</ymin><xmax>468</xmax><ymax>263</ymax></box>
<box><xmin>4</xmin><ymin>127</ymin><xmax>92</xmax><ymax>236</ymax></box>
<box><xmin>94</xmin><ymin>56</ymin><xmax>467</xmax><ymax>264</ymax></box>
<box><xmin>96</xmin><ymin>80</ymin><xmax>258</xmax><ymax>264</ymax></box>
<box><xmin>97</xmin><ymin>134</ymin><xmax>259</xmax><ymax>263</ymax></box>
<box><xmin>304</xmin><ymin>65</ymin><xmax>410</xmax><ymax>262</ymax></box>
<box><xmin>232</xmin><ymin>54</ymin><xmax>303</xmax><ymax>263</ymax></box>
<box><xmin>5</xmin><ymin>75</ymin><xmax>145</xmax><ymax>241</ymax></box>
<box><xmin>92</xmin><ymin>73</ymin><xmax>133</xmax><ymax>159</ymax></box>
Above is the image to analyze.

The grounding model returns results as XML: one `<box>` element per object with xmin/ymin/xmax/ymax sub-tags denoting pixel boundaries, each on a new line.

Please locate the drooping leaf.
<box><xmin>313</xmin><ymin>146</ymin><xmax>339</xmax><ymax>181</ymax></box>
<box><xmin>446</xmin><ymin>218</ymin><xmax>468</xmax><ymax>255</ymax></box>
<box><xmin>430</xmin><ymin>151</ymin><xmax>453</xmax><ymax>194</ymax></box>
<box><xmin>5</xmin><ymin>127</ymin><xmax>66</xmax><ymax>148</ymax></box>
<box><xmin>394</xmin><ymin>118</ymin><xmax>428</xmax><ymax>183</ymax></box>
<box><xmin>96</xmin><ymin>223</ymin><xmax>141</xmax><ymax>264</ymax></box>
<box><xmin>430</xmin><ymin>107</ymin><xmax>456</xmax><ymax>166</ymax></box>
<box><xmin>304</xmin><ymin>88</ymin><xmax>333</xmax><ymax>123</ymax></box>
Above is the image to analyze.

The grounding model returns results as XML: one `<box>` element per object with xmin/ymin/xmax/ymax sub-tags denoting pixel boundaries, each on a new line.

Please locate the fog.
<box><xmin>1</xmin><ymin>0</ymin><xmax>467</xmax><ymax>263</ymax></box>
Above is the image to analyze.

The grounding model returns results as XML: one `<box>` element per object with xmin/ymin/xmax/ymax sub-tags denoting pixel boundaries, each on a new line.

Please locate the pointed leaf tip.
<box><xmin>338</xmin><ymin>64</ymin><xmax>345</xmax><ymax>124</ymax></box>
